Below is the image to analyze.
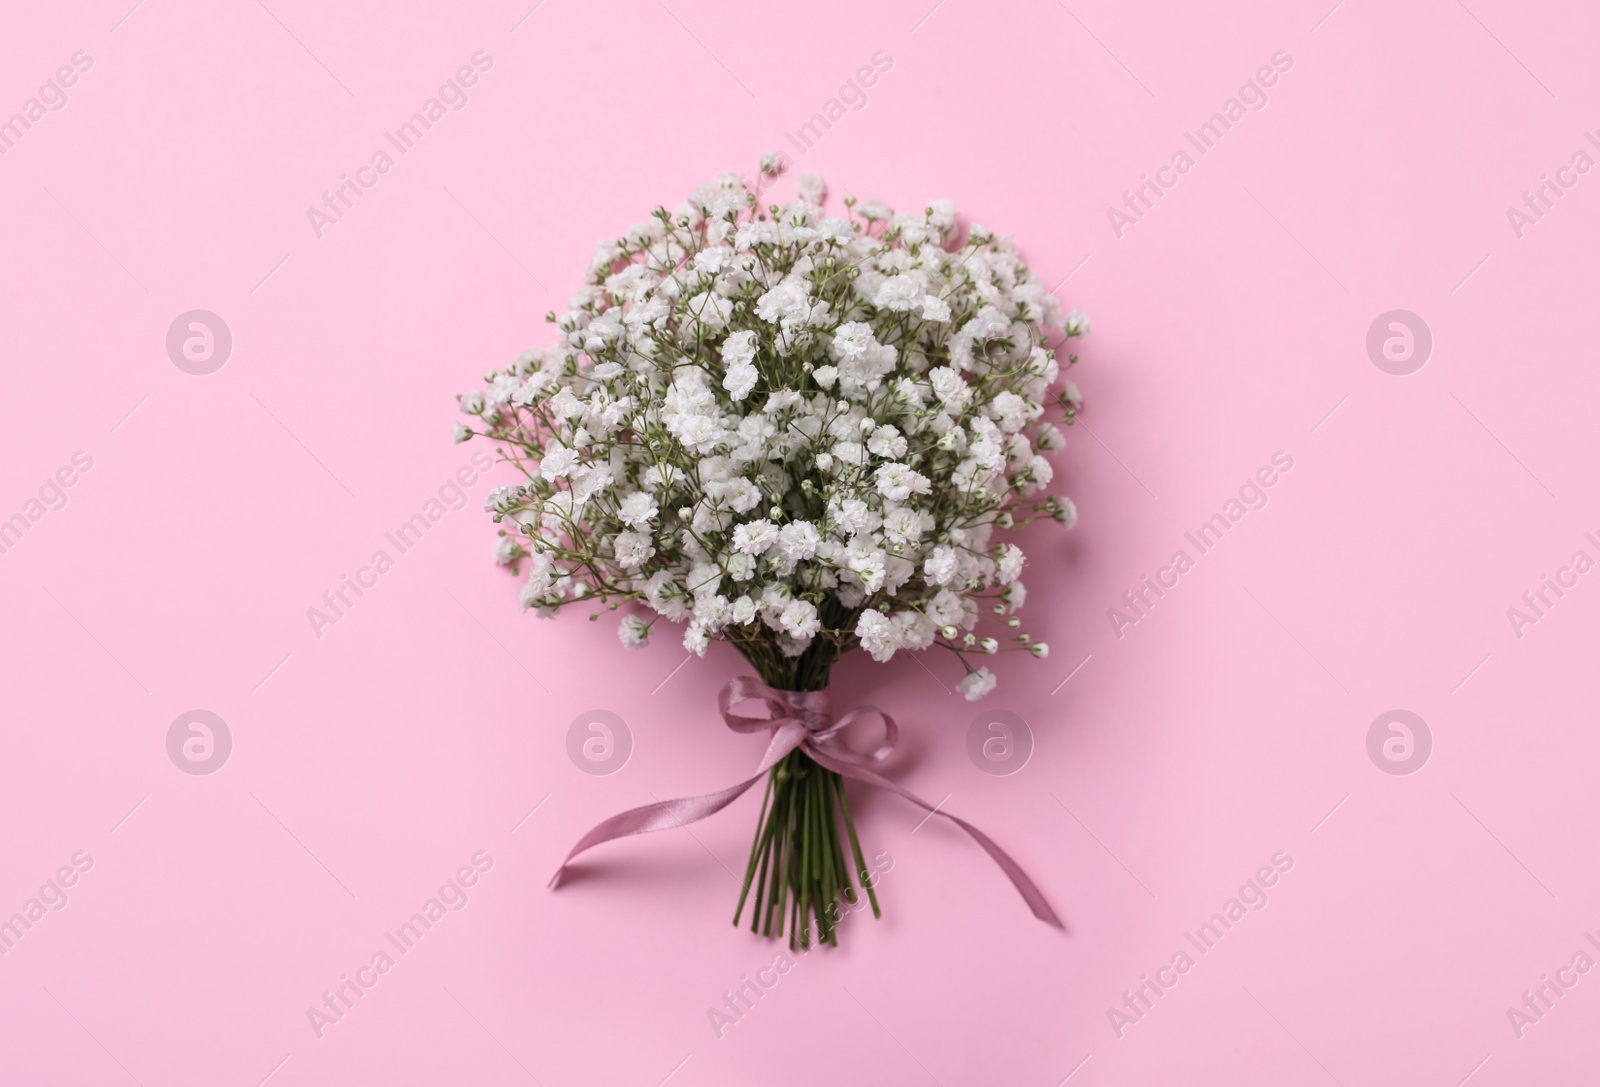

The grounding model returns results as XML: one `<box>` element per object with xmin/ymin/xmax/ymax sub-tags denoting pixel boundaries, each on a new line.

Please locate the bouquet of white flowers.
<box><xmin>455</xmin><ymin>165</ymin><xmax>1087</xmax><ymax>946</ymax></box>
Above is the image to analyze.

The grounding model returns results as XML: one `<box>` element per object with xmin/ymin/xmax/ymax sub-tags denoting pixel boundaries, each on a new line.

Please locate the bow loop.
<box><xmin>810</xmin><ymin>705</ymin><xmax>898</xmax><ymax>766</ymax></box>
<box><xmin>717</xmin><ymin>675</ymin><xmax>832</xmax><ymax>734</ymax></box>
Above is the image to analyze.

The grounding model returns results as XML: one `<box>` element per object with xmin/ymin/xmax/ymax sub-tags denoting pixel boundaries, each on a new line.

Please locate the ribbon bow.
<box><xmin>550</xmin><ymin>676</ymin><xmax>1063</xmax><ymax>929</ymax></box>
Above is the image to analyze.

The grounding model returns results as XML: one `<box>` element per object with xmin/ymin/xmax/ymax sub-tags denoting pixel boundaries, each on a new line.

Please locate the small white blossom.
<box><xmin>721</xmin><ymin>329</ymin><xmax>758</xmax><ymax>367</ymax></box>
<box><xmin>732</xmin><ymin>519</ymin><xmax>779</xmax><ymax>555</ymax></box>
<box><xmin>619</xmin><ymin>615</ymin><xmax>650</xmax><ymax>648</ymax></box>
<box><xmin>776</xmin><ymin>599</ymin><xmax>821</xmax><ymax>640</ymax></box>
<box><xmin>614</xmin><ymin>530</ymin><xmax>655</xmax><ymax>568</ymax></box>
<box><xmin>957</xmin><ymin>667</ymin><xmax>997</xmax><ymax>701</ymax></box>
<box><xmin>618</xmin><ymin>492</ymin><xmax>659</xmax><ymax>530</ymax></box>
<box><xmin>855</xmin><ymin>610</ymin><xmax>898</xmax><ymax>662</ymax></box>
<box><xmin>997</xmin><ymin>544</ymin><xmax>1025</xmax><ymax>584</ymax></box>
<box><xmin>924</xmin><ymin>546</ymin><xmax>960</xmax><ymax>587</ymax></box>
<box><xmin>540</xmin><ymin>442</ymin><xmax>579</xmax><ymax>481</ymax></box>
<box><xmin>777</xmin><ymin>521</ymin><xmax>821</xmax><ymax>561</ymax></box>
<box><xmin>874</xmin><ymin>463</ymin><xmax>932</xmax><ymax>502</ymax></box>
<box><xmin>797</xmin><ymin>174</ymin><xmax>825</xmax><ymax>204</ymax></box>
<box><xmin>724</xmin><ymin>361</ymin><xmax>758</xmax><ymax>401</ymax></box>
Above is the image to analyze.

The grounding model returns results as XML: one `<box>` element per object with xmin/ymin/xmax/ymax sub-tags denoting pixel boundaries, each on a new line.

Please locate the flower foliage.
<box><xmin>456</xmin><ymin>170</ymin><xmax>1088</xmax><ymax>698</ymax></box>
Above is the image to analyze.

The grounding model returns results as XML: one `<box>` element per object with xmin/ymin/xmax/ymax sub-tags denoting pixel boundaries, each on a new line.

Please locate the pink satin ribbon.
<box><xmin>550</xmin><ymin>675</ymin><xmax>1063</xmax><ymax>929</ymax></box>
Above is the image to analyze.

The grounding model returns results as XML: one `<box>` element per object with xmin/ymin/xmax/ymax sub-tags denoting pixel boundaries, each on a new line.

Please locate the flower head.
<box><xmin>458</xmin><ymin>171</ymin><xmax>1086</xmax><ymax>687</ymax></box>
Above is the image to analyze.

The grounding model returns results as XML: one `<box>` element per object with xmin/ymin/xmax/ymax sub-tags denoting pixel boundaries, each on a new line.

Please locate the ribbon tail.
<box><xmin>549</xmin><ymin>722</ymin><xmax>807</xmax><ymax>889</ymax></box>
<box><xmin>806</xmin><ymin>748</ymin><xmax>1065</xmax><ymax>929</ymax></box>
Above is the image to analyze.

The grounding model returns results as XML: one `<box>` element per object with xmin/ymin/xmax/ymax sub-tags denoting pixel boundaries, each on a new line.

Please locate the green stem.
<box><xmin>731</xmin><ymin>644</ymin><xmax>883</xmax><ymax>947</ymax></box>
<box><xmin>733</xmin><ymin>772</ymin><xmax>774</xmax><ymax>926</ymax></box>
<box><xmin>837</xmin><ymin>774</ymin><xmax>881</xmax><ymax>920</ymax></box>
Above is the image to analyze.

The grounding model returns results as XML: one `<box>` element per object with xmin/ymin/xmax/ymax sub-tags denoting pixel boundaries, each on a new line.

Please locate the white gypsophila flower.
<box><xmin>732</xmin><ymin>519</ymin><xmax>779</xmax><ymax>555</ymax></box>
<box><xmin>724</xmin><ymin>361</ymin><xmax>758</xmax><ymax>401</ymax></box>
<box><xmin>459</xmin><ymin>171</ymin><xmax>1088</xmax><ymax>692</ymax></box>
<box><xmin>540</xmin><ymin>442</ymin><xmax>578</xmax><ymax>481</ymax></box>
<box><xmin>619</xmin><ymin>615</ymin><xmax>651</xmax><ymax>648</ymax></box>
<box><xmin>855</xmin><ymin>609</ymin><xmax>898</xmax><ymax>662</ymax></box>
<box><xmin>874</xmin><ymin>463</ymin><xmax>931</xmax><ymax>502</ymax></box>
<box><xmin>618</xmin><ymin>491</ymin><xmax>659</xmax><ymax>529</ymax></box>
<box><xmin>777</xmin><ymin>520</ymin><xmax>821</xmax><ymax>561</ymax></box>
<box><xmin>777</xmin><ymin>599</ymin><xmax>822</xmax><ymax>640</ymax></box>
<box><xmin>923</xmin><ymin>546</ymin><xmax>960</xmax><ymax>587</ymax></box>
<box><xmin>957</xmin><ymin>667</ymin><xmax>998</xmax><ymax>701</ymax></box>
<box><xmin>614</xmin><ymin>530</ymin><xmax>656</xmax><ymax>568</ymax></box>
<box><xmin>996</xmin><ymin>544</ymin><xmax>1025</xmax><ymax>584</ymax></box>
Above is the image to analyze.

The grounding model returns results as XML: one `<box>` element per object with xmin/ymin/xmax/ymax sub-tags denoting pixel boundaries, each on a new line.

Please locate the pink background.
<box><xmin>3</xmin><ymin>0</ymin><xmax>1598</xmax><ymax>1083</ymax></box>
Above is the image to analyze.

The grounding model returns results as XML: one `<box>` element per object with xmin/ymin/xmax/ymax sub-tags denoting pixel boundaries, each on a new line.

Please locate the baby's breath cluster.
<box><xmin>456</xmin><ymin>169</ymin><xmax>1087</xmax><ymax>699</ymax></box>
